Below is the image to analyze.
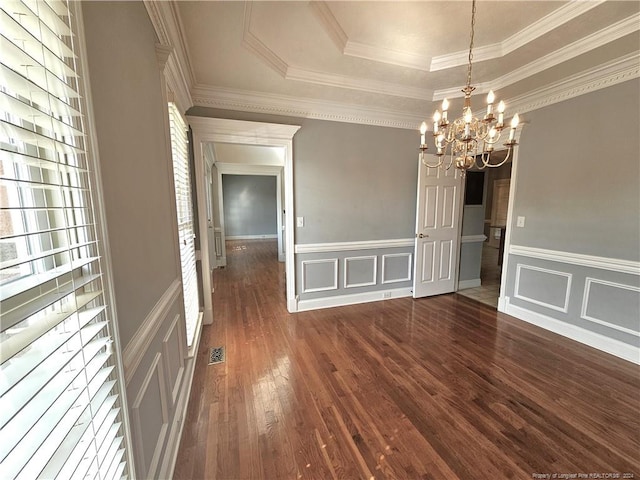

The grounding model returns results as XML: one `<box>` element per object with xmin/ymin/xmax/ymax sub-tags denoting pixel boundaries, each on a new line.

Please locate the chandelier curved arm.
<box><xmin>420</xmin><ymin>150</ymin><xmax>445</xmax><ymax>169</ymax></box>
<box><xmin>477</xmin><ymin>146</ymin><xmax>513</xmax><ymax>168</ymax></box>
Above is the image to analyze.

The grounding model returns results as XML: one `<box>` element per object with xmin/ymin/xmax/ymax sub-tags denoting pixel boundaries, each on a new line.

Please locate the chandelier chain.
<box><xmin>467</xmin><ymin>0</ymin><xmax>476</xmax><ymax>89</ymax></box>
<box><xmin>419</xmin><ymin>0</ymin><xmax>521</xmax><ymax>175</ymax></box>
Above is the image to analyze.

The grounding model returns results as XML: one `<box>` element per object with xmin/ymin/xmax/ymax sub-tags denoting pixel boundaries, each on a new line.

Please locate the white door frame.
<box><xmin>187</xmin><ymin>117</ymin><xmax>301</xmax><ymax>314</ymax></box>
<box><xmin>498</xmin><ymin>146</ymin><xmax>521</xmax><ymax>312</ymax></box>
<box><xmin>216</xmin><ymin>163</ymin><xmax>284</xmax><ymax>264</ymax></box>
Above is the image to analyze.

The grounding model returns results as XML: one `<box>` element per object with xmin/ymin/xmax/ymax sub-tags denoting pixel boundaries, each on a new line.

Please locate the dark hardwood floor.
<box><xmin>174</xmin><ymin>240</ymin><xmax>639</xmax><ymax>480</ymax></box>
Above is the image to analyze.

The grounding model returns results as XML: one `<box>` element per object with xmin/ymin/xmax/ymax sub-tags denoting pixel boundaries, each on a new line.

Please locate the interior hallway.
<box><xmin>457</xmin><ymin>244</ymin><xmax>501</xmax><ymax>308</ymax></box>
<box><xmin>174</xmin><ymin>239</ymin><xmax>639</xmax><ymax>479</ymax></box>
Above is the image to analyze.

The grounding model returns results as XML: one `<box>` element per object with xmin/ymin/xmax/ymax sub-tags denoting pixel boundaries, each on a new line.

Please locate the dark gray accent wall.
<box><xmin>222</xmin><ymin>174</ymin><xmax>277</xmax><ymax>236</ymax></box>
<box><xmin>509</xmin><ymin>79</ymin><xmax>639</xmax><ymax>261</ymax></box>
<box><xmin>187</xmin><ymin>108</ymin><xmax>419</xmax><ymax>244</ymax></box>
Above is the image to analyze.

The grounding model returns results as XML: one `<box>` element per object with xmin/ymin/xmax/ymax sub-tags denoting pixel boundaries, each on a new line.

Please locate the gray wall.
<box><xmin>187</xmin><ymin>107</ymin><xmax>419</xmax><ymax>302</ymax></box>
<box><xmin>504</xmin><ymin>78</ymin><xmax>640</xmax><ymax>348</ymax></box>
<box><xmin>83</xmin><ymin>2</ymin><xmax>193</xmax><ymax>478</ymax></box>
<box><xmin>83</xmin><ymin>0</ymin><xmax>178</xmax><ymax>347</ymax></box>
<box><xmin>509</xmin><ymin>80</ymin><xmax>639</xmax><ymax>261</ymax></box>
<box><xmin>459</xmin><ymin>204</ymin><xmax>486</xmax><ymax>284</ymax></box>
<box><xmin>187</xmin><ymin>108</ymin><xmax>419</xmax><ymax>244</ymax></box>
<box><xmin>222</xmin><ymin>174</ymin><xmax>277</xmax><ymax>237</ymax></box>
<box><xmin>291</xmin><ymin>120</ymin><xmax>418</xmax><ymax>243</ymax></box>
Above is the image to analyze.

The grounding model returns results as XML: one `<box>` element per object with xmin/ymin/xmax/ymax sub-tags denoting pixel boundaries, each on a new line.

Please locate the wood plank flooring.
<box><xmin>173</xmin><ymin>239</ymin><xmax>640</xmax><ymax>480</ymax></box>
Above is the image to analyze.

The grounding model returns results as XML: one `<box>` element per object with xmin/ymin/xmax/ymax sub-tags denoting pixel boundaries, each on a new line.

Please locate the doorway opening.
<box><xmin>187</xmin><ymin>117</ymin><xmax>300</xmax><ymax>315</ymax></box>
<box><xmin>457</xmin><ymin>152</ymin><xmax>513</xmax><ymax>308</ymax></box>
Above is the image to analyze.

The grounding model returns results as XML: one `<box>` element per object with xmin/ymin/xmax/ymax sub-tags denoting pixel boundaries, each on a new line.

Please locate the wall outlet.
<box><xmin>296</xmin><ymin>216</ymin><xmax>304</xmax><ymax>227</ymax></box>
<box><xmin>383</xmin><ymin>291</ymin><xmax>392</xmax><ymax>299</ymax></box>
<box><xmin>516</xmin><ymin>216</ymin><xmax>526</xmax><ymax>227</ymax></box>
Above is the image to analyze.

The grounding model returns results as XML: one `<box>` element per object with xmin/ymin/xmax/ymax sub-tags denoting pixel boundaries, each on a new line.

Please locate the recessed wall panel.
<box><xmin>583</xmin><ymin>278</ymin><xmax>640</xmax><ymax>335</ymax></box>
<box><xmin>382</xmin><ymin>253</ymin><xmax>412</xmax><ymax>284</ymax></box>
<box><xmin>302</xmin><ymin>259</ymin><xmax>338</xmax><ymax>293</ymax></box>
<box><xmin>515</xmin><ymin>264</ymin><xmax>572</xmax><ymax>313</ymax></box>
<box><xmin>344</xmin><ymin>256</ymin><xmax>377</xmax><ymax>288</ymax></box>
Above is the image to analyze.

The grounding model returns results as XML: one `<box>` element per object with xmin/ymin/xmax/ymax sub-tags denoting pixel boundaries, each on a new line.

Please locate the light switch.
<box><xmin>516</xmin><ymin>216</ymin><xmax>526</xmax><ymax>227</ymax></box>
<box><xmin>296</xmin><ymin>216</ymin><xmax>304</xmax><ymax>227</ymax></box>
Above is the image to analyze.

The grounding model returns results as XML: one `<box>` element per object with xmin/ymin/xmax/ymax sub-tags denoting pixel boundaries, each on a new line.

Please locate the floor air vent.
<box><xmin>208</xmin><ymin>346</ymin><xmax>225</xmax><ymax>365</ymax></box>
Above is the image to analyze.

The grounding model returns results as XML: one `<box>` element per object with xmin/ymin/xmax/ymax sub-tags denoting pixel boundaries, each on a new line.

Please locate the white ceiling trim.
<box><xmin>434</xmin><ymin>13</ymin><xmax>640</xmax><ymax>101</ymax></box>
<box><xmin>343</xmin><ymin>41</ymin><xmax>431</xmax><ymax>72</ymax></box>
<box><xmin>508</xmin><ymin>52</ymin><xmax>640</xmax><ymax>115</ymax></box>
<box><xmin>285</xmin><ymin>67</ymin><xmax>432</xmax><ymax>101</ymax></box>
<box><xmin>242</xmin><ymin>3</ymin><xmax>432</xmax><ymax>101</ymax></box>
<box><xmin>191</xmin><ymin>52</ymin><xmax>639</xmax><ymax>130</ymax></box>
<box><xmin>216</xmin><ymin>163</ymin><xmax>283</xmax><ymax>175</ymax></box>
<box><xmin>309</xmin><ymin>1</ymin><xmax>348</xmax><ymax>52</ymax></box>
<box><xmin>143</xmin><ymin>0</ymin><xmax>194</xmax><ymax>112</ymax></box>
<box><xmin>310</xmin><ymin>1</ymin><xmax>431</xmax><ymax>71</ymax></box>
<box><xmin>191</xmin><ymin>84</ymin><xmax>423</xmax><ymax>129</ymax></box>
<box><xmin>430</xmin><ymin>0</ymin><xmax>605</xmax><ymax>71</ymax></box>
<box><xmin>242</xmin><ymin>2</ymin><xmax>288</xmax><ymax>76</ymax></box>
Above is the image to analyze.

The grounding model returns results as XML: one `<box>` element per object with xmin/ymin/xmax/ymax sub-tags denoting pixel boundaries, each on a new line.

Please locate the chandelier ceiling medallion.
<box><xmin>420</xmin><ymin>0</ymin><xmax>521</xmax><ymax>175</ymax></box>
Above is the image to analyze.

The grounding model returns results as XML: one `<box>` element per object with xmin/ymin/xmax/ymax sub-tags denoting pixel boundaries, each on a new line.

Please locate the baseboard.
<box><xmin>226</xmin><ymin>234</ymin><xmax>277</xmax><ymax>240</ymax></box>
<box><xmin>504</xmin><ymin>298</ymin><xmax>640</xmax><ymax>365</ymax></box>
<box><xmin>297</xmin><ymin>287</ymin><xmax>413</xmax><ymax>312</ymax></box>
<box><xmin>458</xmin><ymin>278</ymin><xmax>481</xmax><ymax>289</ymax></box>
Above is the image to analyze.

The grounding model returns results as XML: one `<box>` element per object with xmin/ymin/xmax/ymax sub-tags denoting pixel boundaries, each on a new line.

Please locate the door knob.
<box><xmin>416</xmin><ymin>233</ymin><xmax>429</xmax><ymax>238</ymax></box>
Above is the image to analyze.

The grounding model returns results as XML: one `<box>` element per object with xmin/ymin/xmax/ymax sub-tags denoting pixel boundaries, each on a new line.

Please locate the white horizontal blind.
<box><xmin>168</xmin><ymin>103</ymin><xmax>199</xmax><ymax>347</ymax></box>
<box><xmin>0</xmin><ymin>1</ymin><xmax>129</xmax><ymax>479</ymax></box>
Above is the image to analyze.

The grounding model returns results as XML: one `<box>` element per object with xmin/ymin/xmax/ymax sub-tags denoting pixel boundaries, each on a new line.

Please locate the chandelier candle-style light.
<box><xmin>420</xmin><ymin>0</ymin><xmax>521</xmax><ymax>175</ymax></box>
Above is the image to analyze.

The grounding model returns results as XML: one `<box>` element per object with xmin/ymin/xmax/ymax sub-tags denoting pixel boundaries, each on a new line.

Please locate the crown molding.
<box><xmin>242</xmin><ymin>2</ymin><xmax>288</xmax><ymax>76</ymax></box>
<box><xmin>285</xmin><ymin>66</ymin><xmax>432</xmax><ymax>101</ymax></box>
<box><xmin>309</xmin><ymin>1</ymin><xmax>348</xmax><ymax>52</ymax></box>
<box><xmin>243</xmin><ymin>3</ymin><xmax>431</xmax><ymax>101</ymax></box>
<box><xmin>143</xmin><ymin>0</ymin><xmax>194</xmax><ymax>113</ymax></box>
<box><xmin>507</xmin><ymin>52</ymin><xmax>640</xmax><ymax>115</ymax></box>
<box><xmin>310</xmin><ymin>1</ymin><xmax>430</xmax><ymax>71</ymax></box>
<box><xmin>191</xmin><ymin>84</ymin><xmax>423</xmax><ymax>129</ymax></box>
<box><xmin>155</xmin><ymin>44</ymin><xmax>173</xmax><ymax>71</ymax></box>
<box><xmin>433</xmin><ymin>12</ymin><xmax>640</xmax><ymax>101</ymax></box>
<box><xmin>343</xmin><ymin>41</ymin><xmax>431</xmax><ymax>72</ymax></box>
<box><xmin>191</xmin><ymin>51</ymin><xmax>639</xmax><ymax>130</ymax></box>
<box><xmin>430</xmin><ymin>0</ymin><xmax>605</xmax><ymax>71</ymax></box>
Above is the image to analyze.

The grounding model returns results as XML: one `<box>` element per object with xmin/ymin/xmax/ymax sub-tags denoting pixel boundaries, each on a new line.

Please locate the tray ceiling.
<box><xmin>173</xmin><ymin>1</ymin><xmax>640</xmax><ymax>127</ymax></box>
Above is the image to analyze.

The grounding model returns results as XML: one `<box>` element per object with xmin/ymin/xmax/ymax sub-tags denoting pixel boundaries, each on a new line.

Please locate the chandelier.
<box><xmin>419</xmin><ymin>0</ymin><xmax>520</xmax><ymax>175</ymax></box>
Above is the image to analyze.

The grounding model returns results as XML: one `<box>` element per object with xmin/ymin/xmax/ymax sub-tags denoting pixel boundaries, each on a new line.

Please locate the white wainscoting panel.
<box><xmin>132</xmin><ymin>353</ymin><xmax>169</xmax><ymax>479</ymax></box>
<box><xmin>382</xmin><ymin>253</ymin><xmax>413</xmax><ymax>284</ymax></box>
<box><xmin>163</xmin><ymin>314</ymin><xmax>186</xmax><ymax>406</ymax></box>
<box><xmin>295</xmin><ymin>238</ymin><xmax>413</xmax><ymax>254</ymax></box>
<box><xmin>581</xmin><ymin>277</ymin><xmax>640</xmax><ymax>337</ymax></box>
<box><xmin>301</xmin><ymin>258</ymin><xmax>339</xmax><ymax>293</ymax></box>
<box><xmin>509</xmin><ymin>245</ymin><xmax>640</xmax><ymax>275</ymax></box>
<box><xmin>123</xmin><ymin>279</ymin><xmax>181</xmax><ymax>383</ymax></box>
<box><xmin>344</xmin><ymin>255</ymin><xmax>377</xmax><ymax>288</ymax></box>
<box><xmin>514</xmin><ymin>264</ymin><xmax>572</xmax><ymax>313</ymax></box>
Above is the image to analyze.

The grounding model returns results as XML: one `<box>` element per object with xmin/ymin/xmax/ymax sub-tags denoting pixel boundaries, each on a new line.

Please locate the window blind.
<box><xmin>168</xmin><ymin>103</ymin><xmax>199</xmax><ymax>347</ymax></box>
<box><xmin>1</xmin><ymin>1</ymin><xmax>129</xmax><ymax>479</ymax></box>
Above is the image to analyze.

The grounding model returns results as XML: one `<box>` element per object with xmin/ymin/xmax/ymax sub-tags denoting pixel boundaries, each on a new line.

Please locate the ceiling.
<box><xmin>173</xmin><ymin>1</ymin><xmax>640</xmax><ymax>128</ymax></box>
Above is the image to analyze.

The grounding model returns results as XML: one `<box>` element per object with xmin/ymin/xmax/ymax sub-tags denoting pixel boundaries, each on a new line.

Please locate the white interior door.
<box><xmin>413</xmin><ymin>155</ymin><xmax>464</xmax><ymax>298</ymax></box>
